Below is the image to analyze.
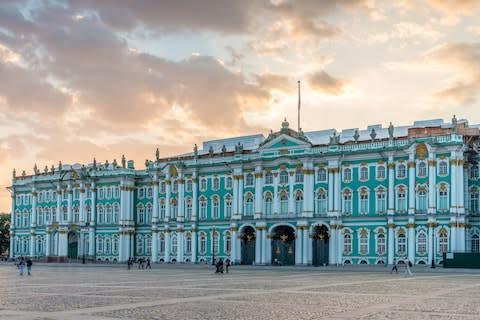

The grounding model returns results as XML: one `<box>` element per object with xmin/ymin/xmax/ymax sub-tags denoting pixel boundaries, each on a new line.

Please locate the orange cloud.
<box><xmin>308</xmin><ymin>71</ymin><xmax>349</xmax><ymax>95</ymax></box>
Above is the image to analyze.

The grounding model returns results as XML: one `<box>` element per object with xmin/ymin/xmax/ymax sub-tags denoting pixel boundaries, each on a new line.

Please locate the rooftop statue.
<box><xmin>452</xmin><ymin>114</ymin><xmax>457</xmax><ymax>134</ymax></box>
<box><xmin>329</xmin><ymin>132</ymin><xmax>340</xmax><ymax>145</ymax></box>
<box><xmin>122</xmin><ymin>155</ymin><xmax>126</xmax><ymax>168</ymax></box>
<box><xmin>193</xmin><ymin>144</ymin><xmax>198</xmax><ymax>158</ymax></box>
<box><xmin>156</xmin><ymin>148</ymin><xmax>160</xmax><ymax>162</ymax></box>
<box><xmin>388</xmin><ymin>122</ymin><xmax>394</xmax><ymax>139</ymax></box>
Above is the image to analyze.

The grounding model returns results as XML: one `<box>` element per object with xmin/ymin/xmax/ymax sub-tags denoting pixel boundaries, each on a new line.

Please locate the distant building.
<box><xmin>7</xmin><ymin>116</ymin><xmax>480</xmax><ymax>265</ymax></box>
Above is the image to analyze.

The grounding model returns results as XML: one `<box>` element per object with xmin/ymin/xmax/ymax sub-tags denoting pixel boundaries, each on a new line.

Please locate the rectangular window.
<box><xmin>359</xmin><ymin>235</ymin><xmax>368</xmax><ymax>255</ymax></box>
<box><xmin>376</xmin><ymin>192</ymin><xmax>386</xmax><ymax>214</ymax></box>
<box><xmin>377</xmin><ymin>235</ymin><xmax>386</xmax><ymax>255</ymax></box>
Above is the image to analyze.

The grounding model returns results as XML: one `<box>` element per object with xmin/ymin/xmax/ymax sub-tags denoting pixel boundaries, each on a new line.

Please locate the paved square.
<box><xmin>1</xmin><ymin>264</ymin><xmax>480</xmax><ymax>320</ymax></box>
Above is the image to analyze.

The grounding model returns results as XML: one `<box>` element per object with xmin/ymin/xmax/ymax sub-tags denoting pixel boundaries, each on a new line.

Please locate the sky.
<box><xmin>1</xmin><ymin>0</ymin><xmax>480</xmax><ymax>212</ymax></box>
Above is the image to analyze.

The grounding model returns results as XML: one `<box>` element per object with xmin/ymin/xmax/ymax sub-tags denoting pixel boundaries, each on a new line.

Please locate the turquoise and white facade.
<box><xmin>7</xmin><ymin>117</ymin><xmax>480</xmax><ymax>265</ymax></box>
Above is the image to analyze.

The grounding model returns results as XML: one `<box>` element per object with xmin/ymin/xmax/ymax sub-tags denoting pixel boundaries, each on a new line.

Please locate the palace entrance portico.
<box><xmin>271</xmin><ymin>225</ymin><xmax>296</xmax><ymax>265</ymax></box>
<box><xmin>240</xmin><ymin>225</ymin><xmax>256</xmax><ymax>265</ymax></box>
<box><xmin>67</xmin><ymin>232</ymin><xmax>78</xmax><ymax>259</ymax></box>
<box><xmin>312</xmin><ymin>224</ymin><xmax>329</xmax><ymax>266</ymax></box>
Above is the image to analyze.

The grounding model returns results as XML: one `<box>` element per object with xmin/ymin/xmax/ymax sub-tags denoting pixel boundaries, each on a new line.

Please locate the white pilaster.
<box><xmin>89</xmin><ymin>184</ymin><xmax>96</xmax><ymax>257</ymax></box>
<box><xmin>261</xmin><ymin>228</ymin><xmax>267</xmax><ymax>264</ymax></box>
<box><xmin>328</xmin><ymin>222</ymin><xmax>336</xmax><ymax>265</ymax></box>
<box><xmin>388</xmin><ymin>156</ymin><xmax>395</xmax><ymax>215</ymax></box>
<box><xmin>45</xmin><ymin>230</ymin><xmax>51</xmax><ymax>256</ymax></box>
<box><xmin>327</xmin><ymin>167</ymin><xmax>334</xmax><ymax>214</ymax></box>
<box><xmin>79</xmin><ymin>183</ymin><xmax>86</xmax><ymax>224</ymax></box>
<box><xmin>67</xmin><ymin>183</ymin><xmax>73</xmax><ymax>223</ymax></box>
<box><xmin>177</xmin><ymin>226</ymin><xmax>184</xmax><ymax>262</ymax></box>
<box><xmin>387</xmin><ymin>220</ymin><xmax>395</xmax><ymax>265</ymax></box>
<box><xmin>408</xmin><ymin>154</ymin><xmax>415</xmax><ymax>215</ymax></box>
<box><xmin>450</xmin><ymin>217</ymin><xmax>457</xmax><ymax>252</ymax></box>
<box><xmin>192</xmin><ymin>172</ymin><xmax>198</xmax><ymax>222</ymax></box>
<box><xmin>295</xmin><ymin>226</ymin><xmax>303</xmax><ymax>265</ymax></box>
<box><xmin>31</xmin><ymin>188</ymin><xmax>37</xmax><ymax>227</ymax></box>
<box><xmin>458</xmin><ymin>156</ymin><xmax>465</xmax><ymax>214</ymax></box>
<box><xmin>164</xmin><ymin>229</ymin><xmax>171</xmax><ymax>262</ymax></box>
<box><xmin>191</xmin><ymin>226</ymin><xmax>197</xmax><ymax>263</ymax></box>
<box><xmin>302</xmin><ymin>226</ymin><xmax>309</xmax><ymax>265</ymax></box>
<box><xmin>408</xmin><ymin>219</ymin><xmax>415</xmax><ymax>263</ymax></box>
<box><xmin>450</xmin><ymin>156</ymin><xmax>457</xmax><ymax>214</ymax></box>
<box><xmin>254</xmin><ymin>167</ymin><xmax>263</xmax><ymax>219</ymax></box>
<box><xmin>273</xmin><ymin>173</ymin><xmax>279</xmax><ymax>214</ymax></box>
<box><xmin>303</xmin><ymin>162</ymin><xmax>314</xmax><ymax>218</ymax></box>
<box><xmin>428</xmin><ymin>153</ymin><xmax>436</xmax><ymax>214</ymax></box>
<box><xmin>230</xmin><ymin>225</ymin><xmax>237</xmax><ymax>263</ymax></box>
<box><xmin>165</xmin><ymin>174</ymin><xmax>171</xmax><ymax>221</ymax></box>
<box><xmin>288</xmin><ymin>171</ymin><xmax>294</xmax><ymax>214</ymax></box>
<box><xmin>255</xmin><ymin>226</ymin><xmax>261</xmax><ymax>264</ymax></box>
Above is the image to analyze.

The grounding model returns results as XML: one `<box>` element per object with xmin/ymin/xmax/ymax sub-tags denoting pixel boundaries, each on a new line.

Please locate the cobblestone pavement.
<box><xmin>1</xmin><ymin>263</ymin><xmax>480</xmax><ymax>320</ymax></box>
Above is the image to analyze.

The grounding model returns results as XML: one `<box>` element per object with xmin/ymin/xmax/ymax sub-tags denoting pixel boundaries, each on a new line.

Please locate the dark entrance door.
<box><xmin>68</xmin><ymin>232</ymin><xmax>78</xmax><ymax>258</ymax></box>
<box><xmin>312</xmin><ymin>225</ymin><xmax>329</xmax><ymax>266</ymax></box>
<box><xmin>240</xmin><ymin>226</ymin><xmax>255</xmax><ymax>265</ymax></box>
<box><xmin>271</xmin><ymin>226</ymin><xmax>295</xmax><ymax>265</ymax></box>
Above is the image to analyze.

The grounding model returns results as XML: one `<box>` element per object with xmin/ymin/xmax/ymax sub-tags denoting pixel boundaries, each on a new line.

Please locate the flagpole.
<box><xmin>298</xmin><ymin>80</ymin><xmax>301</xmax><ymax>132</ymax></box>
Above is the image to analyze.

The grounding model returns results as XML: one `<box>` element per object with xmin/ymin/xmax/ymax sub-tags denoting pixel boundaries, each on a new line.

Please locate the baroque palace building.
<box><xmin>7</xmin><ymin>116</ymin><xmax>480</xmax><ymax>266</ymax></box>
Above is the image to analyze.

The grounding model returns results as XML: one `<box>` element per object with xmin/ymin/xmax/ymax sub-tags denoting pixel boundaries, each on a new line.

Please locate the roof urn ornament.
<box><xmin>388</xmin><ymin>122</ymin><xmax>394</xmax><ymax>140</ymax></box>
<box><xmin>155</xmin><ymin>148</ymin><xmax>160</xmax><ymax>162</ymax></box>
<box><xmin>122</xmin><ymin>155</ymin><xmax>126</xmax><ymax>168</ymax></box>
<box><xmin>452</xmin><ymin>114</ymin><xmax>458</xmax><ymax>134</ymax></box>
<box><xmin>112</xmin><ymin>159</ymin><xmax>117</xmax><ymax>168</ymax></box>
<box><xmin>221</xmin><ymin>144</ymin><xmax>227</xmax><ymax>155</ymax></box>
<box><xmin>22</xmin><ymin>170</ymin><xmax>26</xmax><ymax>177</ymax></box>
<box><xmin>33</xmin><ymin>163</ymin><xmax>38</xmax><ymax>175</ymax></box>
<box><xmin>235</xmin><ymin>142</ymin><xmax>244</xmax><ymax>154</ymax></box>
<box><xmin>50</xmin><ymin>165</ymin><xmax>55</xmax><ymax>174</ymax></box>
<box><xmin>370</xmin><ymin>128</ymin><xmax>377</xmax><ymax>141</ymax></box>
<box><xmin>58</xmin><ymin>161</ymin><xmax>63</xmax><ymax>171</ymax></box>
<box><xmin>208</xmin><ymin>145</ymin><xmax>214</xmax><ymax>157</ymax></box>
<box><xmin>104</xmin><ymin>160</ymin><xmax>109</xmax><ymax>169</ymax></box>
<box><xmin>93</xmin><ymin>158</ymin><xmax>97</xmax><ymax>170</ymax></box>
<box><xmin>353</xmin><ymin>129</ymin><xmax>360</xmax><ymax>143</ymax></box>
<box><xmin>12</xmin><ymin>168</ymin><xmax>16</xmax><ymax>181</ymax></box>
<box><xmin>44</xmin><ymin>165</ymin><xmax>49</xmax><ymax>174</ymax></box>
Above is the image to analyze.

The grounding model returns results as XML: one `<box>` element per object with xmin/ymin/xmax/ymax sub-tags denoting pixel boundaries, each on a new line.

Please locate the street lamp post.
<box><xmin>211</xmin><ymin>226</ymin><xmax>217</xmax><ymax>266</ymax></box>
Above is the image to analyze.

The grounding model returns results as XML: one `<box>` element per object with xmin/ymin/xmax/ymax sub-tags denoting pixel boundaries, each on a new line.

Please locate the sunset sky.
<box><xmin>1</xmin><ymin>0</ymin><xmax>480</xmax><ymax>212</ymax></box>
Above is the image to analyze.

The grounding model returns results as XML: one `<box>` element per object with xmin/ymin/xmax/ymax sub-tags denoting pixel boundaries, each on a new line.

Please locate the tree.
<box><xmin>0</xmin><ymin>213</ymin><xmax>11</xmax><ymax>255</ymax></box>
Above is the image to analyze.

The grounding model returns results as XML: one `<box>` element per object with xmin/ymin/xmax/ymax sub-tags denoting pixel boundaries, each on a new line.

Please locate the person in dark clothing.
<box><xmin>26</xmin><ymin>257</ymin><xmax>33</xmax><ymax>276</ymax></box>
<box><xmin>127</xmin><ymin>257</ymin><xmax>133</xmax><ymax>270</ymax></box>
<box><xmin>225</xmin><ymin>258</ymin><xmax>231</xmax><ymax>274</ymax></box>
<box><xmin>390</xmin><ymin>259</ymin><xmax>398</xmax><ymax>274</ymax></box>
<box><xmin>146</xmin><ymin>258</ymin><xmax>152</xmax><ymax>269</ymax></box>
<box><xmin>215</xmin><ymin>259</ymin><xmax>224</xmax><ymax>274</ymax></box>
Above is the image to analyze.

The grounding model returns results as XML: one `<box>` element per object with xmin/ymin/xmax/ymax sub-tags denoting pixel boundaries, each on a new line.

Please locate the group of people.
<box><xmin>127</xmin><ymin>257</ymin><xmax>152</xmax><ymax>270</ymax></box>
<box><xmin>390</xmin><ymin>258</ymin><xmax>413</xmax><ymax>276</ymax></box>
<box><xmin>215</xmin><ymin>258</ymin><xmax>231</xmax><ymax>274</ymax></box>
<box><xmin>15</xmin><ymin>257</ymin><xmax>33</xmax><ymax>276</ymax></box>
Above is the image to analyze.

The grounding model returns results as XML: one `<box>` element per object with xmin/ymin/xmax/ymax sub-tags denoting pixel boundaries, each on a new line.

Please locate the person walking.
<box><xmin>390</xmin><ymin>258</ymin><xmax>398</xmax><ymax>274</ymax></box>
<box><xmin>18</xmin><ymin>257</ymin><xmax>25</xmax><ymax>276</ymax></box>
<box><xmin>225</xmin><ymin>258</ymin><xmax>231</xmax><ymax>274</ymax></box>
<box><xmin>404</xmin><ymin>258</ymin><xmax>413</xmax><ymax>277</ymax></box>
<box><xmin>26</xmin><ymin>257</ymin><xmax>33</xmax><ymax>276</ymax></box>
<box><xmin>146</xmin><ymin>258</ymin><xmax>151</xmax><ymax>270</ymax></box>
<box><xmin>127</xmin><ymin>257</ymin><xmax>133</xmax><ymax>270</ymax></box>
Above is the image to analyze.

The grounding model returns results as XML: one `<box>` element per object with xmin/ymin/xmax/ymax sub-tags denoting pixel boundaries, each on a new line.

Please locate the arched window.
<box><xmin>186</xmin><ymin>179</ymin><xmax>193</xmax><ymax>192</ymax></box>
<box><xmin>113</xmin><ymin>204</ymin><xmax>119</xmax><ymax>224</ymax></box>
<box><xmin>37</xmin><ymin>207</ymin><xmax>43</xmax><ymax>226</ymax></box>
<box><xmin>265</xmin><ymin>172</ymin><xmax>273</xmax><ymax>185</ymax></box>
<box><xmin>225</xmin><ymin>176</ymin><xmax>233</xmax><ymax>189</ymax></box>
<box><xmin>470</xmin><ymin>188</ymin><xmax>479</xmax><ymax>214</ymax></box>
<box><xmin>172</xmin><ymin>236</ymin><xmax>178</xmax><ymax>255</ymax></box>
<box><xmin>472</xmin><ymin>234</ymin><xmax>479</xmax><ymax>253</ymax></box>
<box><xmin>225</xmin><ymin>232</ymin><xmax>231</xmax><ymax>254</ymax></box>
<box><xmin>159</xmin><ymin>235</ymin><xmax>165</xmax><ymax>253</ymax></box>
<box><xmin>376</xmin><ymin>232</ymin><xmax>385</xmax><ymax>255</ymax></box>
<box><xmin>280</xmin><ymin>191</ymin><xmax>288</xmax><ymax>214</ymax></box>
<box><xmin>417</xmin><ymin>233</ymin><xmax>427</xmax><ymax>255</ymax></box>
<box><xmin>172</xmin><ymin>181</ymin><xmax>178</xmax><ymax>193</ymax></box>
<box><xmin>199</xmin><ymin>233</ymin><xmax>207</xmax><ymax>254</ymax></box>
<box><xmin>186</xmin><ymin>198</ymin><xmax>192</xmax><ymax>220</ymax></box>
<box><xmin>97</xmin><ymin>205</ymin><xmax>104</xmax><ymax>224</ymax></box>
<box><xmin>360</xmin><ymin>166</ymin><xmax>369</xmax><ymax>181</ymax></box>
<box><xmin>73</xmin><ymin>206</ymin><xmax>79</xmax><ymax>223</ymax></box>
<box><xmin>295</xmin><ymin>190</ymin><xmax>303</xmax><ymax>215</ymax></box>
<box><xmin>147</xmin><ymin>186</ymin><xmax>153</xmax><ymax>198</ymax></box>
<box><xmin>438</xmin><ymin>184</ymin><xmax>449</xmax><ymax>211</ymax></box>
<box><xmin>36</xmin><ymin>236</ymin><xmax>43</xmax><ymax>254</ymax></box>
<box><xmin>317</xmin><ymin>168</ymin><xmax>327</xmax><ymax>182</ymax></box>
<box><xmin>105</xmin><ymin>205</ymin><xmax>112</xmax><ymax>224</ymax></box>
<box><xmin>113</xmin><ymin>237</ymin><xmax>119</xmax><ymax>254</ymax></box>
<box><xmin>418</xmin><ymin>162</ymin><xmax>427</xmax><ymax>177</ymax></box>
<box><xmin>279</xmin><ymin>170</ymin><xmax>289</xmax><ymax>184</ymax></box>
<box><xmin>245</xmin><ymin>173</ymin><xmax>254</xmax><ymax>187</ymax></box>
<box><xmin>439</xmin><ymin>229</ymin><xmax>448</xmax><ymax>253</ymax></box>
<box><xmin>439</xmin><ymin>161</ymin><xmax>448</xmax><ymax>176</ymax></box>
<box><xmin>171</xmin><ymin>198</ymin><xmax>178</xmax><ymax>219</ymax></box>
<box><xmin>212</xmin><ymin>232</ymin><xmax>219</xmax><ymax>254</ymax></box>
<box><xmin>160</xmin><ymin>199</ymin><xmax>166</xmax><ymax>219</ymax></box>
<box><xmin>417</xmin><ymin>187</ymin><xmax>428</xmax><ymax>212</ymax></box>
<box><xmin>213</xmin><ymin>177</ymin><xmax>220</xmax><ymax>190</ymax></box>
<box><xmin>97</xmin><ymin>237</ymin><xmax>104</xmax><ymax>254</ymax></box>
<box><xmin>343</xmin><ymin>190</ymin><xmax>352</xmax><ymax>215</ymax></box>
<box><xmin>200</xmin><ymin>178</ymin><xmax>207</xmax><ymax>191</ymax></box>
<box><xmin>295</xmin><ymin>168</ymin><xmax>304</xmax><ymax>183</ymax></box>
<box><xmin>316</xmin><ymin>189</ymin><xmax>327</xmax><ymax>215</ymax></box>
<box><xmin>397</xmin><ymin>164</ymin><xmax>406</xmax><ymax>178</ymax></box>
<box><xmin>44</xmin><ymin>207</ymin><xmax>50</xmax><ymax>224</ymax></box>
<box><xmin>397</xmin><ymin>231</ymin><xmax>406</xmax><ymax>254</ymax></box>
<box><xmin>359</xmin><ymin>230</ymin><xmax>369</xmax><ymax>255</ymax></box>
<box><xmin>344</xmin><ymin>232</ymin><xmax>352</xmax><ymax>254</ymax></box>
<box><xmin>146</xmin><ymin>236</ymin><xmax>152</xmax><ymax>254</ymax></box>
<box><xmin>470</xmin><ymin>165</ymin><xmax>479</xmax><ymax>179</ymax></box>
<box><xmin>199</xmin><ymin>197</ymin><xmax>207</xmax><ymax>220</ymax></box>
<box><xmin>186</xmin><ymin>234</ymin><xmax>192</xmax><ymax>253</ymax></box>
<box><xmin>343</xmin><ymin>168</ymin><xmax>352</xmax><ymax>182</ymax></box>
<box><xmin>136</xmin><ymin>235</ymin><xmax>144</xmax><ymax>254</ymax></box>
<box><xmin>52</xmin><ymin>207</ymin><xmax>57</xmax><ymax>223</ymax></box>
<box><xmin>396</xmin><ymin>186</ymin><xmax>407</xmax><ymax>212</ymax></box>
<box><xmin>23</xmin><ymin>209</ymin><xmax>28</xmax><ymax>227</ymax></box>
<box><xmin>225</xmin><ymin>195</ymin><xmax>232</xmax><ymax>218</ymax></box>
<box><xmin>212</xmin><ymin>196</ymin><xmax>220</xmax><ymax>219</ymax></box>
<box><xmin>376</xmin><ymin>188</ymin><xmax>386</xmax><ymax>214</ymax></box>
<box><xmin>376</xmin><ymin>166</ymin><xmax>386</xmax><ymax>180</ymax></box>
<box><xmin>359</xmin><ymin>188</ymin><xmax>369</xmax><ymax>215</ymax></box>
<box><xmin>244</xmin><ymin>193</ymin><xmax>254</xmax><ymax>216</ymax></box>
<box><xmin>146</xmin><ymin>204</ymin><xmax>152</xmax><ymax>224</ymax></box>
<box><xmin>264</xmin><ymin>192</ymin><xmax>273</xmax><ymax>216</ymax></box>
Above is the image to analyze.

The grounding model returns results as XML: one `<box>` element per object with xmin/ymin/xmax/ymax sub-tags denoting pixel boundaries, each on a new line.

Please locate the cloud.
<box><xmin>368</xmin><ymin>22</ymin><xmax>444</xmax><ymax>43</ymax></box>
<box><xmin>308</xmin><ymin>71</ymin><xmax>349</xmax><ymax>95</ymax></box>
<box><xmin>427</xmin><ymin>42</ymin><xmax>480</xmax><ymax>104</ymax></box>
<box><xmin>255</xmin><ymin>73</ymin><xmax>293</xmax><ymax>93</ymax></box>
<box><xmin>425</xmin><ymin>0</ymin><xmax>480</xmax><ymax>15</ymax></box>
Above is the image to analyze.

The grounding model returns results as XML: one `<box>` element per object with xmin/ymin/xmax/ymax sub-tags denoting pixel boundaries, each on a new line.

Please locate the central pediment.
<box><xmin>260</xmin><ymin>118</ymin><xmax>311</xmax><ymax>151</ymax></box>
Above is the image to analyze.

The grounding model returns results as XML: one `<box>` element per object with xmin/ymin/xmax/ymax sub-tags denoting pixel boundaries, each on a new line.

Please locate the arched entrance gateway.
<box><xmin>312</xmin><ymin>225</ymin><xmax>329</xmax><ymax>266</ymax></box>
<box><xmin>271</xmin><ymin>225</ymin><xmax>295</xmax><ymax>265</ymax></box>
<box><xmin>67</xmin><ymin>232</ymin><xmax>78</xmax><ymax>259</ymax></box>
<box><xmin>240</xmin><ymin>226</ymin><xmax>255</xmax><ymax>265</ymax></box>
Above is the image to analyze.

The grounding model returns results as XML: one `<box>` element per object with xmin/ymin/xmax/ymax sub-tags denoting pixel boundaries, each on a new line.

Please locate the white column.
<box><xmin>408</xmin><ymin>220</ymin><xmax>415</xmax><ymax>263</ymax></box>
<box><xmin>31</xmin><ymin>189</ymin><xmax>37</xmax><ymax>227</ymax></box>
<box><xmin>255</xmin><ymin>226</ymin><xmax>261</xmax><ymax>264</ymax></box>
<box><xmin>233</xmin><ymin>175</ymin><xmax>239</xmax><ymax>216</ymax></box>
<box><xmin>45</xmin><ymin>230</ymin><xmax>51</xmax><ymax>256</ymax></box>
<box><xmin>177</xmin><ymin>227</ymin><xmax>184</xmax><ymax>262</ymax></box>
<box><xmin>29</xmin><ymin>234</ymin><xmax>35</xmax><ymax>257</ymax></box>
<box><xmin>387</xmin><ymin>220</ymin><xmax>395</xmax><ymax>265</ymax></box>
<box><xmin>328</xmin><ymin>167</ymin><xmax>334</xmax><ymax>214</ymax></box>
<box><xmin>408</xmin><ymin>154</ymin><xmax>415</xmax><ymax>215</ymax></box>
<box><xmin>303</xmin><ymin>163</ymin><xmax>314</xmax><ymax>218</ymax></box>
<box><xmin>334</xmin><ymin>167</ymin><xmax>340</xmax><ymax>215</ymax></box>
<box><xmin>450</xmin><ymin>156</ymin><xmax>457</xmax><ymax>214</ymax></box>
<box><xmin>458</xmin><ymin>221</ymin><xmax>466</xmax><ymax>251</ymax></box>
<box><xmin>328</xmin><ymin>223</ymin><xmax>336</xmax><ymax>265</ymax></box>
<box><xmin>164</xmin><ymin>229</ymin><xmax>171</xmax><ymax>262</ymax></box>
<box><xmin>428</xmin><ymin>154</ymin><xmax>436</xmax><ymax>214</ymax></box>
<box><xmin>10</xmin><ymin>192</ymin><xmax>15</xmax><ymax>258</ymax></box>
<box><xmin>67</xmin><ymin>184</ymin><xmax>73</xmax><ymax>223</ymax></box>
<box><xmin>450</xmin><ymin>217</ymin><xmax>457</xmax><ymax>252</ymax></box>
<box><xmin>273</xmin><ymin>173</ymin><xmax>279</xmax><ymax>214</ymax></box>
<box><xmin>458</xmin><ymin>157</ymin><xmax>465</xmax><ymax>214</ymax></box>
<box><xmin>79</xmin><ymin>183</ymin><xmax>86</xmax><ymax>224</ymax></box>
<box><xmin>152</xmin><ymin>177</ymin><xmax>159</xmax><ymax>262</ymax></box>
<box><xmin>288</xmin><ymin>172</ymin><xmax>294</xmax><ymax>214</ymax></box>
<box><xmin>238</xmin><ymin>174</ymin><xmax>244</xmax><ymax>217</ymax></box>
<box><xmin>56</xmin><ymin>186</ymin><xmax>62</xmax><ymax>224</ymax></box>
<box><xmin>428</xmin><ymin>222</ymin><xmax>434</xmax><ymax>265</ymax></box>
<box><xmin>192</xmin><ymin>173</ymin><xmax>198</xmax><ymax>222</ymax></box>
<box><xmin>302</xmin><ymin>226</ymin><xmax>309</xmax><ymax>265</ymax></box>
<box><xmin>388</xmin><ymin>156</ymin><xmax>395</xmax><ymax>216</ymax></box>
<box><xmin>178</xmin><ymin>176</ymin><xmax>185</xmax><ymax>222</ymax></box>
<box><xmin>89</xmin><ymin>185</ymin><xmax>96</xmax><ymax>257</ymax></box>
<box><xmin>266</xmin><ymin>234</ymin><xmax>272</xmax><ymax>264</ymax></box>
<box><xmin>165</xmin><ymin>175</ymin><xmax>171</xmax><ymax>220</ymax></box>
<box><xmin>10</xmin><ymin>235</ymin><xmax>14</xmax><ymax>258</ymax></box>
<box><xmin>191</xmin><ymin>227</ymin><xmax>197</xmax><ymax>263</ymax></box>
<box><xmin>336</xmin><ymin>224</ymin><xmax>343</xmax><ymax>265</ymax></box>
<box><xmin>261</xmin><ymin>228</ymin><xmax>267</xmax><ymax>264</ymax></box>
<box><xmin>230</xmin><ymin>226</ymin><xmax>237</xmax><ymax>263</ymax></box>
<box><xmin>254</xmin><ymin>168</ymin><xmax>263</xmax><ymax>218</ymax></box>
<box><xmin>295</xmin><ymin>226</ymin><xmax>303</xmax><ymax>265</ymax></box>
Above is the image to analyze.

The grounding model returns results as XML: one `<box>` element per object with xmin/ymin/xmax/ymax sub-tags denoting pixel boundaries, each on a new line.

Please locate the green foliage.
<box><xmin>0</xmin><ymin>213</ymin><xmax>10</xmax><ymax>255</ymax></box>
